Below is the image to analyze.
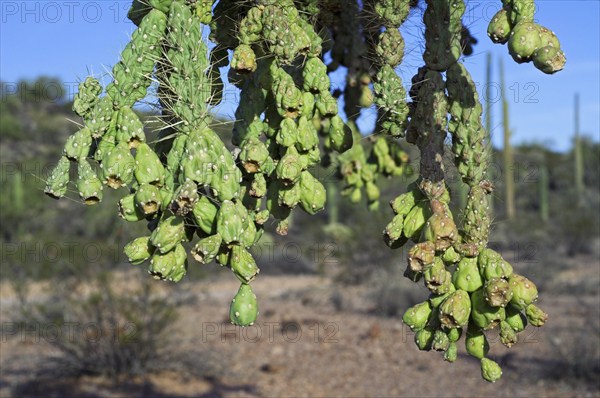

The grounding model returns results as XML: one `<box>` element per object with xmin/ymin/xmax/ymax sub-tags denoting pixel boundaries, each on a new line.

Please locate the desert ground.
<box><xmin>1</xmin><ymin>250</ymin><xmax>598</xmax><ymax>398</ymax></box>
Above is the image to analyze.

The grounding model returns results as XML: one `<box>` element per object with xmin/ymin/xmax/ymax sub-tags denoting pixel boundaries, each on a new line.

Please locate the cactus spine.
<box><xmin>500</xmin><ymin>58</ymin><xmax>516</xmax><ymax>219</ymax></box>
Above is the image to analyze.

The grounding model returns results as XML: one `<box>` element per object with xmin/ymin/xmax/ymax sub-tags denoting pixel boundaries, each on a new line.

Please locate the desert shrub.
<box><xmin>16</xmin><ymin>269</ymin><xmax>193</xmax><ymax>380</ymax></box>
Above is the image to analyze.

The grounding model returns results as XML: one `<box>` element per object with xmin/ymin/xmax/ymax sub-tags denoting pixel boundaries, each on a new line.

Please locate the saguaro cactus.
<box><xmin>539</xmin><ymin>158</ymin><xmax>549</xmax><ymax>222</ymax></box>
<box><xmin>574</xmin><ymin>93</ymin><xmax>584</xmax><ymax>203</ymax></box>
<box><xmin>500</xmin><ymin>59</ymin><xmax>516</xmax><ymax>220</ymax></box>
<box><xmin>44</xmin><ymin>0</ymin><xmax>564</xmax><ymax>381</ymax></box>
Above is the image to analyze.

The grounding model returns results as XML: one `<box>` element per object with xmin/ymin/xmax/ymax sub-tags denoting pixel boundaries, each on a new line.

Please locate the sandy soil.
<box><xmin>1</xmin><ymin>269</ymin><xmax>599</xmax><ymax>398</ymax></box>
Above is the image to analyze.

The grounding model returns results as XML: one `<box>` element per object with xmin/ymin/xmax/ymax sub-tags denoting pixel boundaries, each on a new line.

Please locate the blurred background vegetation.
<box><xmin>1</xmin><ymin>77</ymin><xmax>599</xmax><ymax>395</ymax></box>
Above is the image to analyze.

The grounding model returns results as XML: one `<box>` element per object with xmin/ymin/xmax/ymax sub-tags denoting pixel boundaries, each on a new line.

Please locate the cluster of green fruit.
<box><xmin>488</xmin><ymin>0</ymin><xmax>566</xmax><ymax>74</ymax></box>
<box><xmin>380</xmin><ymin>0</ymin><xmax>555</xmax><ymax>382</ymax></box>
<box><xmin>45</xmin><ymin>0</ymin><xmax>564</xmax><ymax>380</ymax></box>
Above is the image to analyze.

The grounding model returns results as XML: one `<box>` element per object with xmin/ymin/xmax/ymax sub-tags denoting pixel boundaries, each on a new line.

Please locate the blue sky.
<box><xmin>1</xmin><ymin>0</ymin><xmax>598</xmax><ymax>151</ymax></box>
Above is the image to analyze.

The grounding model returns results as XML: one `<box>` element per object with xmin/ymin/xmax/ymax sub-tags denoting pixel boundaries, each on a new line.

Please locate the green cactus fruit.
<box><xmin>423</xmin><ymin>209</ymin><xmax>458</xmax><ymax>251</ymax></box>
<box><xmin>216</xmin><ymin>200</ymin><xmax>246</xmax><ymax>245</ymax></box>
<box><xmin>134</xmin><ymin>143</ymin><xmax>165</xmax><ymax>186</ymax></box>
<box><xmin>94</xmin><ymin>130</ymin><xmax>116</xmax><ymax>163</ymax></box>
<box><xmin>424</xmin><ymin>258</ymin><xmax>453</xmax><ymax>295</ymax></box>
<box><xmin>73</xmin><ymin>77</ymin><xmax>102</xmax><ymax>118</ymax></box>
<box><xmin>227</xmin><ymin>246</ymin><xmax>260</xmax><ymax>283</ymax></box>
<box><xmin>44</xmin><ymin>156</ymin><xmax>71</xmax><ymax>199</ymax></box>
<box><xmin>414</xmin><ymin>326</ymin><xmax>435</xmax><ymax>351</ymax></box>
<box><xmin>194</xmin><ymin>0</ymin><xmax>213</xmax><ymax>24</ymax></box>
<box><xmin>266</xmin><ymin>181</ymin><xmax>292</xmax><ymax>221</ymax></box>
<box><xmin>134</xmin><ymin>183</ymin><xmax>162</xmax><ymax>216</ymax></box>
<box><xmin>316</xmin><ymin>91</ymin><xmax>338</xmax><ymax>117</ymax></box>
<box><xmin>538</xmin><ymin>26</ymin><xmax>561</xmax><ymax>48</ymax></box>
<box><xmin>478</xmin><ymin>248</ymin><xmax>513</xmax><ymax>280</ymax></box>
<box><xmin>209</xmin><ymin>161</ymin><xmax>243</xmax><ymax>202</ymax></box>
<box><xmin>481</xmin><ymin>358</ymin><xmax>502</xmax><ymax>383</ymax></box>
<box><xmin>390</xmin><ymin>188</ymin><xmax>423</xmax><ymax>216</ymax></box>
<box><xmin>276</xmin><ymin>117</ymin><xmax>298</xmax><ymax>148</ymax></box>
<box><xmin>87</xmin><ymin>96</ymin><xmax>114</xmax><ymax>139</ymax></box>
<box><xmin>359</xmin><ymin>85</ymin><xmax>374</xmax><ymax>108</ymax></box>
<box><xmin>508</xmin><ymin>21</ymin><xmax>542</xmax><ymax>63</ymax></box>
<box><xmin>429</xmin><ymin>285</ymin><xmax>456</xmax><ymax>308</ymax></box>
<box><xmin>276</xmin><ymin>216</ymin><xmax>291</xmax><ymax>236</ymax></box>
<box><xmin>240</xmin><ymin>137</ymin><xmax>271</xmax><ymax>173</ymax></box>
<box><xmin>442</xmin><ymin>246</ymin><xmax>461</xmax><ymax>264</ymax></box>
<box><xmin>533</xmin><ymin>46</ymin><xmax>566</xmax><ymax>74</ymax></box>
<box><xmin>384</xmin><ymin>214</ymin><xmax>404</xmax><ymax>248</ymax></box>
<box><xmin>279</xmin><ymin>180</ymin><xmax>301</xmax><ymax>209</ymax></box>
<box><xmin>484</xmin><ymin>277</ymin><xmax>513</xmax><ymax>307</ymax></box>
<box><xmin>456</xmin><ymin>243</ymin><xmax>479</xmax><ymax>259</ymax></box>
<box><xmin>192</xmin><ymin>196</ymin><xmax>219</xmax><ymax>235</ymax></box>
<box><xmin>303</xmin><ymin>57</ymin><xmax>329</xmax><ymax>93</ymax></box>
<box><xmin>231</xmin><ymin>44</ymin><xmax>257</xmax><ymax>73</ymax></box>
<box><xmin>328</xmin><ymin>115</ymin><xmax>353</xmax><ymax>153</ymax></box>
<box><xmin>117</xmin><ymin>107</ymin><xmax>146</xmax><ymax>148</ymax></box>
<box><xmin>238</xmin><ymin>6</ymin><xmax>262</xmax><ymax>45</ymax></box>
<box><xmin>439</xmin><ymin>290</ymin><xmax>471</xmax><ymax>328</ymax></box>
<box><xmin>300</xmin><ymin>91</ymin><xmax>319</xmax><ymax>118</ymax></box>
<box><xmin>276</xmin><ymin>151</ymin><xmax>303</xmax><ymax>185</ymax></box>
<box><xmin>407</xmin><ymin>241</ymin><xmax>436</xmax><ymax>273</ymax></box>
<box><xmin>375</xmin><ymin>0</ymin><xmax>410</xmax><ymax>28</ymax></box>
<box><xmin>181</xmin><ymin>130</ymin><xmax>218</xmax><ymax>186</ymax></box>
<box><xmin>298</xmin><ymin>171</ymin><xmax>326</xmax><ymax>215</ymax></box>
<box><xmin>230</xmin><ymin>283</ymin><xmax>259</xmax><ymax>327</ymax></box>
<box><xmin>102</xmin><ymin>142</ymin><xmax>135</xmax><ymax>189</ymax></box>
<box><xmin>432</xmin><ymin>329</ymin><xmax>450</xmax><ymax>352</ymax></box>
<box><xmin>191</xmin><ymin>233</ymin><xmax>222</xmax><ymax>264</ymax></box>
<box><xmin>403</xmin><ymin>201</ymin><xmax>432</xmax><ymax>242</ymax></box>
<box><xmin>254</xmin><ymin>209</ymin><xmax>270</xmax><ymax>225</ymax></box>
<box><xmin>150</xmin><ymin>215</ymin><xmax>185</xmax><ymax>254</ymax></box>
<box><xmin>172</xmin><ymin>180</ymin><xmax>199</xmax><ymax>216</ymax></box>
<box><xmin>296</xmin><ymin>116</ymin><xmax>319</xmax><ymax>152</ymax></box>
<box><xmin>508</xmin><ymin>274</ymin><xmax>538</xmax><ymax>309</ymax></box>
<box><xmin>525</xmin><ymin>303</ymin><xmax>548</xmax><ymax>327</ymax></box>
<box><xmin>499</xmin><ymin>320</ymin><xmax>518</xmax><ymax>348</ymax></box>
<box><xmin>444</xmin><ymin>341</ymin><xmax>458</xmax><ymax>362</ymax></box>
<box><xmin>273</xmin><ymin>69</ymin><xmax>303</xmax><ymax>118</ymax></box>
<box><xmin>76</xmin><ymin>159</ymin><xmax>103</xmax><ymax>205</ymax></box>
<box><xmin>471</xmin><ymin>288</ymin><xmax>506</xmax><ymax>330</ymax></box>
<box><xmin>376</xmin><ymin>28</ymin><xmax>405</xmax><ymax>67</ymax></box>
<box><xmin>465</xmin><ymin>326</ymin><xmax>489</xmax><ymax>359</ymax></box>
<box><xmin>124</xmin><ymin>236</ymin><xmax>155</xmax><ymax>265</ymax></box>
<box><xmin>447</xmin><ymin>327</ymin><xmax>462</xmax><ymax>342</ymax></box>
<box><xmin>402</xmin><ymin>301</ymin><xmax>433</xmax><ymax>331</ymax></box>
<box><xmin>452</xmin><ymin>257</ymin><xmax>484</xmax><ymax>292</ymax></box>
<box><xmin>365</xmin><ymin>181</ymin><xmax>380</xmax><ymax>203</ymax></box>
<box><xmin>235</xmin><ymin>200</ymin><xmax>258</xmax><ymax>248</ymax></box>
<box><xmin>487</xmin><ymin>8</ymin><xmax>511</xmax><ymax>44</ymax></box>
<box><xmin>250</xmin><ymin>173</ymin><xmax>268</xmax><ymax>198</ymax></box>
<box><xmin>508</xmin><ymin>0</ymin><xmax>534</xmax><ymax>24</ymax></box>
<box><xmin>505</xmin><ymin>305</ymin><xmax>527</xmax><ymax>332</ymax></box>
<box><xmin>148</xmin><ymin>243</ymin><xmax>187</xmax><ymax>283</ymax></box>
<box><xmin>64</xmin><ymin>127</ymin><xmax>92</xmax><ymax>160</ymax></box>
<box><xmin>118</xmin><ymin>193</ymin><xmax>145</xmax><ymax>222</ymax></box>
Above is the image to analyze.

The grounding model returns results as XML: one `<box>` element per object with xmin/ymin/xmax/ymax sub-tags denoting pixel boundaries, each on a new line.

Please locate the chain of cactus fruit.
<box><xmin>45</xmin><ymin>0</ymin><xmax>562</xmax><ymax>380</ymax></box>
<box><xmin>488</xmin><ymin>0</ymin><xmax>566</xmax><ymax>74</ymax></box>
<box><xmin>383</xmin><ymin>0</ymin><xmax>555</xmax><ymax>382</ymax></box>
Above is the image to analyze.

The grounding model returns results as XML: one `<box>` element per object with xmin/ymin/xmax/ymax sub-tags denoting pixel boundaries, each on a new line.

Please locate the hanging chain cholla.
<box><xmin>45</xmin><ymin>0</ymin><xmax>564</xmax><ymax>381</ymax></box>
